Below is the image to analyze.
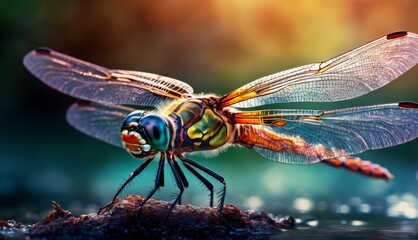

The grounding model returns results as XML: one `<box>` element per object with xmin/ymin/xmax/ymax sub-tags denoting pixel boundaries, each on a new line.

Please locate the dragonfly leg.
<box><xmin>178</xmin><ymin>154</ymin><xmax>226</xmax><ymax>217</ymax></box>
<box><xmin>98</xmin><ymin>156</ymin><xmax>154</xmax><ymax>214</ymax></box>
<box><xmin>172</xmin><ymin>158</ymin><xmax>189</xmax><ymax>205</ymax></box>
<box><xmin>182</xmin><ymin>162</ymin><xmax>214</xmax><ymax>207</ymax></box>
<box><xmin>166</xmin><ymin>154</ymin><xmax>185</xmax><ymax>218</ymax></box>
<box><xmin>139</xmin><ymin>153</ymin><xmax>166</xmax><ymax>211</ymax></box>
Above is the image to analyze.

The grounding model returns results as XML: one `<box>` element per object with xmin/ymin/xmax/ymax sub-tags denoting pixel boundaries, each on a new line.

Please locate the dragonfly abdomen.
<box><xmin>322</xmin><ymin>157</ymin><xmax>394</xmax><ymax>180</ymax></box>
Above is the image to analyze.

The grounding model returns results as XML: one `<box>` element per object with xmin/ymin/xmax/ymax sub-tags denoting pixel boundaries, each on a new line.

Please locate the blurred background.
<box><xmin>1</xmin><ymin>0</ymin><xmax>418</xmax><ymax>228</ymax></box>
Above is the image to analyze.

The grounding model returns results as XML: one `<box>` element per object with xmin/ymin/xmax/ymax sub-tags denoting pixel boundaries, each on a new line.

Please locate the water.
<box><xmin>265</xmin><ymin>194</ymin><xmax>418</xmax><ymax>239</ymax></box>
<box><xmin>2</xmin><ymin>191</ymin><xmax>418</xmax><ymax>238</ymax></box>
<box><xmin>275</xmin><ymin>218</ymin><xmax>418</xmax><ymax>239</ymax></box>
<box><xmin>1</xmin><ymin>205</ymin><xmax>418</xmax><ymax>239</ymax></box>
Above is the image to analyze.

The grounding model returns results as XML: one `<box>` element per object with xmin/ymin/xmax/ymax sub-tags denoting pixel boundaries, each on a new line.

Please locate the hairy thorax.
<box><xmin>164</xmin><ymin>97</ymin><xmax>235</xmax><ymax>153</ymax></box>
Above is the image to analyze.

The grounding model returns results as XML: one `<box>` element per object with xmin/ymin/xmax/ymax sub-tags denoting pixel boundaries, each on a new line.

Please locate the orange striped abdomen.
<box><xmin>322</xmin><ymin>157</ymin><xmax>394</xmax><ymax>180</ymax></box>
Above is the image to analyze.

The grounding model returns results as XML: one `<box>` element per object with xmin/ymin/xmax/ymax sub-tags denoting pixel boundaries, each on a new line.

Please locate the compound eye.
<box><xmin>122</xmin><ymin>110</ymin><xmax>144</xmax><ymax>129</ymax></box>
<box><xmin>139</xmin><ymin>115</ymin><xmax>170</xmax><ymax>151</ymax></box>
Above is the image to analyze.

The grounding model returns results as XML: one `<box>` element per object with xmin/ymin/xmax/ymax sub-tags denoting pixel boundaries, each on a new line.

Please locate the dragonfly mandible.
<box><xmin>23</xmin><ymin>31</ymin><xmax>418</xmax><ymax>217</ymax></box>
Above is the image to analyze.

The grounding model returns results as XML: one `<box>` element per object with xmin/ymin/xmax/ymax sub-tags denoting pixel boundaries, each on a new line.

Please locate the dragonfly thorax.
<box><xmin>170</xmin><ymin>97</ymin><xmax>233</xmax><ymax>152</ymax></box>
<box><xmin>121</xmin><ymin>111</ymin><xmax>171</xmax><ymax>158</ymax></box>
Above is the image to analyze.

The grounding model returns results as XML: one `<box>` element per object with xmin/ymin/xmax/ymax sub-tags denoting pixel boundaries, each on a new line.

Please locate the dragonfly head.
<box><xmin>121</xmin><ymin>111</ymin><xmax>171</xmax><ymax>157</ymax></box>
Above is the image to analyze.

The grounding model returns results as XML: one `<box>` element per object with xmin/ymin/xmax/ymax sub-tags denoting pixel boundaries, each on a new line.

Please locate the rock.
<box><xmin>1</xmin><ymin>195</ymin><xmax>295</xmax><ymax>239</ymax></box>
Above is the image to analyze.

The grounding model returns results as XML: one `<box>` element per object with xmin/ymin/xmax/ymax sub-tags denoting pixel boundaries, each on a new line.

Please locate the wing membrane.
<box><xmin>66</xmin><ymin>102</ymin><xmax>136</xmax><ymax>147</ymax></box>
<box><xmin>24</xmin><ymin>48</ymin><xmax>193</xmax><ymax>106</ymax></box>
<box><xmin>233</xmin><ymin>102</ymin><xmax>418</xmax><ymax>164</ymax></box>
<box><xmin>221</xmin><ymin>32</ymin><xmax>418</xmax><ymax>107</ymax></box>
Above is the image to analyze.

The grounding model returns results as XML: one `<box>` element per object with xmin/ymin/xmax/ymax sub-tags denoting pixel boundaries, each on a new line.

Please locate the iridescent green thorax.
<box><xmin>169</xmin><ymin>98</ymin><xmax>232</xmax><ymax>152</ymax></box>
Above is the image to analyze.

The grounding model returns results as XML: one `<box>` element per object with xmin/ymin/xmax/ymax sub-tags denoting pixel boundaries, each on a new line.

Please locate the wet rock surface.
<box><xmin>0</xmin><ymin>195</ymin><xmax>294</xmax><ymax>239</ymax></box>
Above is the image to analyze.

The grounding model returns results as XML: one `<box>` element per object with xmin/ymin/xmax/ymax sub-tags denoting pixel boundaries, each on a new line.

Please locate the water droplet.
<box><xmin>337</xmin><ymin>204</ymin><xmax>350</xmax><ymax>214</ymax></box>
<box><xmin>359</xmin><ymin>203</ymin><xmax>370</xmax><ymax>213</ymax></box>
<box><xmin>348</xmin><ymin>197</ymin><xmax>362</xmax><ymax>206</ymax></box>
<box><xmin>387</xmin><ymin>201</ymin><xmax>418</xmax><ymax>219</ymax></box>
<box><xmin>351</xmin><ymin>220</ymin><xmax>366</xmax><ymax>226</ymax></box>
<box><xmin>293</xmin><ymin>198</ymin><xmax>313</xmax><ymax>213</ymax></box>
<box><xmin>401</xmin><ymin>193</ymin><xmax>417</xmax><ymax>206</ymax></box>
<box><xmin>306</xmin><ymin>220</ymin><xmax>319</xmax><ymax>227</ymax></box>
<box><xmin>245</xmin><ymin>196</ymin><xmax>264</xmax><ymax>210</ymax></box>
<box><xmin>404</xmin><ymin>208</ymin><xmax>418</xmax><ymax>219</ymax></box>
<box><xmin>386</xmin><ymin>194</ymin><xmax>399</xmax><ymax>204</ymax></box>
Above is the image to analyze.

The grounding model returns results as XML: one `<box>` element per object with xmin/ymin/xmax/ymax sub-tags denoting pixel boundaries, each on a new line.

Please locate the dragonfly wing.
<box><xmin>233</xmin><ymin>102</ymin><xmax>418</xmax><ymax>164</ymax></box>
<box><xmin>24</xmin><ymin>48</ymin><xmax>193</xmax><ymax>106</ymax></box>
<box><xmin>66</xmin><ymin>101</ymin><xmax>137</xmax><ymax>148</ymax></box>
<box><xmin>220</xmin><ymin>32</ymin><xmax>418</xmax><ymax>107</ymax></box>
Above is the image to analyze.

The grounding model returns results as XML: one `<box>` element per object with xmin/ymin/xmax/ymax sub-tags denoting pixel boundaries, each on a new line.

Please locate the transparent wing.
<box><xmin>24</xmin><ymin>48</ymin><xmax>193</xmax><ymax>106</ymax></box>
<box><xmin>233</xmin><ymin>102</ymin><xmax>418</xmax><ymax>164</ymax></box>
<box><xmin>66</xmin><ymin>102</ymin><xmax>137</xmax><ymax>147</ymax></box>
<box><xmin>220</xmin><ymin>32</ymin><xmax>418</xmax><ymax>107</ymax></box>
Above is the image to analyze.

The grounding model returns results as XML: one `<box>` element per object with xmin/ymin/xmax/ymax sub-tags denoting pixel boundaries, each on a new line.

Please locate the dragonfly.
<box><xmin>24</xmin><ymin>31</ymin><xmax>418</xmax><ymax>217</ymax></box>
